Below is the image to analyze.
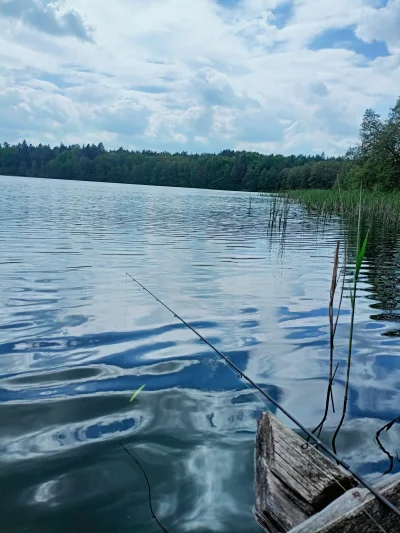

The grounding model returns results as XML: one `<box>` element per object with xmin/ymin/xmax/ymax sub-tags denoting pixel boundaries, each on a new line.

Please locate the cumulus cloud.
<box><xmin>97</xmin><ymin>100</ymin><xmax>149</xmax><ymax>136</ymax></box>
<box><xmin>189</xmin><ymin>67</ymin><xmax>260</xmax><ymax>110</ymax></box>
<box><xmin>356</xmin><ymin>0</ymin><xmax>400</xmax><ymax>52</ymax></box>
<box><xmin>234</xmin><ymin>110</ymin><xmax>285</xmax><ymax>143</ymax></box>
<box><xmin>0</xmin><ymin>85</ymin><xmax>83</xmax><ymax>143</ymax></box>
<box><xmin>0</xmin><ymin>0</ymin><xmax>93</xmax><ymax>42</ymax></box>
<box><xmin>0</xmin><ymin>0</ymin><xmax>399</xmax><ymax>154</ymax></box>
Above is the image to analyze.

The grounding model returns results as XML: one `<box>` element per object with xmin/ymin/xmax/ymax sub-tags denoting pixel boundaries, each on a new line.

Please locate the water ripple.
<box><xmin>1</xmin><ymin>177</ymin><xmax>400</xmax><ymax>533</ymax></box>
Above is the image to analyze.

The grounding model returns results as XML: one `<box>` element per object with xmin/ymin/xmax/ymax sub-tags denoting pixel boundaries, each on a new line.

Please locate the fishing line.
<box><xmin>120</xmin><ymin>443</ymin><xmax>170</xmax><ymax>533</ymax></box>
<box><xmin>126</xmin><ymin>272</ymin><xmax>400</xmax><ymax>521</ymax></box>
<box><xmin>125</xmin><ymin>273</ymin><xmax>128</xmax><ymax>333</ymax></box>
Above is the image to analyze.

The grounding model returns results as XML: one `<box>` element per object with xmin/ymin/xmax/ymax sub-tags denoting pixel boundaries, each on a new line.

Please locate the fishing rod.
<box><xmin>126</xmin><ymin>273</ymin><xmax>400</xmax><ymax>520</ymax></box>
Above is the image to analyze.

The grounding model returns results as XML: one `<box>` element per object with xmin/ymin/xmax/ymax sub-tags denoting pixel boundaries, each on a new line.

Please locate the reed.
<box><xmin>248</xmin><ymin>193</ymin><xmax>252</xmax><ymax>215</ymax></box>
<box><xmin>311</xmin><ymin>241</ymin><xmax>343</xmax><ymax>438</ymax></box>
<box><xmin>274</xmin><ymin>185</ymin><xmax>371</xmax><ymax>451</ymax></box>
<box><xmin>331</xmin><ymin>188</ymin><xmax>369</xmax><ymax>453</ymax></box>
<box><xmin>286</xmin><ymin>189</ymin><xmax>400</xmax><ymax>226</ymax></box>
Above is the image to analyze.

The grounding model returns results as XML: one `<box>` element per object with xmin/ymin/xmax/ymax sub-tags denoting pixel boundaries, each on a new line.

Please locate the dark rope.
<box><xmin>126</xmin><ymin>272</ymin><xmax>400</xmax><ymax>520</ymax></box>
<box><xmin>120</xmin><ymin>443</ymin><xmax>170</xmax><ymax>533</ymax></box>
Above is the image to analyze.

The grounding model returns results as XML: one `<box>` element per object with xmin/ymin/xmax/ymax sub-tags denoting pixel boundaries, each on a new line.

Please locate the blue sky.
<box><xmin>0</xmin><ymin>0</ymin><xmax>399</xmax><ymax>155</ymax></box>
<box><xmin>310</xmin><ymin>27</ymin><xmax>389</xmax><ymax>60</ymax></box>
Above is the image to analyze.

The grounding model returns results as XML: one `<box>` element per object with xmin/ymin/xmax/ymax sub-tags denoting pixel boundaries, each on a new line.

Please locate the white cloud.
<box><xmin>276</xmin><ymin>0</ymin><xmax>365</xmax><ymax>49</ymax></box>
<box><xmin>0</xmin><ymin>0</ymin><xmax>399</xmax><ymax>154</ymax></box>
<box><xmin>0</xmin><ymin>0</ymin><xmax>93</xmax><ymax>42</ymax></box>
<box><xmin>356</xmin><ymin>0</ymin><xmax>400</xmax><ymax>52</ymax></box>
<box><xmin>194</xmin><ymin>135</ymin><xmax>209</xmax><ymax>144</ymax></box>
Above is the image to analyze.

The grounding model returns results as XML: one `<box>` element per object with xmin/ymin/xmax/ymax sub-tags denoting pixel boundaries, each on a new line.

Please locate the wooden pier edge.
<box><xmin>254</xmin><ymin>412</ymin><xmax>400</xmax><ymax>533</ymax></box>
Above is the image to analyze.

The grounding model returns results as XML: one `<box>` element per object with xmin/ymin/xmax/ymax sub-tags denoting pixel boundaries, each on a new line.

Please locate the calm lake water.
<box><xmin>1</xmin><ymin>176</ymin><xmax>399</xmax><ymax>533</ymax></box>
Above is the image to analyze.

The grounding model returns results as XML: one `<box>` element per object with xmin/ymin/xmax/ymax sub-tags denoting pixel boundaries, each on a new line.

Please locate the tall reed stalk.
<box><xmin>312</xmin><ymin>240</ymin><xmax>345</xmax><ymax>438</ymax></box>
<box><xmin>331</xmin><ymin>188</ymin><xmax>369</xmax><ymax>453</ymax></box>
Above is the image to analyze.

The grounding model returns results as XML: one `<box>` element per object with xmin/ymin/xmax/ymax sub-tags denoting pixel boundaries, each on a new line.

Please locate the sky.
<box><xmin>0</xmin><ymin>0</ymin><xmax>399</xmax><ymax>156</ymax></box>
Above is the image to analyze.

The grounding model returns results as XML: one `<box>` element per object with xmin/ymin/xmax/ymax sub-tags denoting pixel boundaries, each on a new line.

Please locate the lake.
<box><xmin>0</xmin><ymin>176</ymin><xmax>399</xmax><ymax>533</ymax></box>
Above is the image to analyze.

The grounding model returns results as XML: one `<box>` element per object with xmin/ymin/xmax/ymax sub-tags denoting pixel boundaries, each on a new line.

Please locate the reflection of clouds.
<box><xmin>0</xmin><ymin>388</ymin><xmax>260</xmax><ymax>459</ymax></box>
<box><xmin>33</xmin><ymin>480</ymin><xmax>58</xmax><ymax>506</ymax></box>
<box><xmin>2</xmin><ymin>179</ymin><xmax>400</xmax><ymax>531</ymax></box>
<box><xmin>1</xmin><ymin>408</ymin><xmax>139</xmax><ymax>461</ymax></box>
<box><xmin>129</xmin><ymin>359</ymin><xmax>199</xmax><ymax>376</ymax></box>
<box><xmin>319</xmin><ymin>417</ymin><xmax>400</xmax><ymax>479</ymax></box>
<box><xmin>181</xmin><ymin>441</ymin><xmax>251</xmax><ymax>531</ymax></box>
<box><xmin>1</xmin><ymin>321</ymin><xmax>202</xmax><ymax>375</ymax></box>
<box><xmin>0</xmin><ymin>388</ymin><xmax>261</xmax><ymax>532</ymax></box>
<box><xmin>274</xmin><ymin>377</ymin><xmax>345</xmax><ymax>429</ymax></box>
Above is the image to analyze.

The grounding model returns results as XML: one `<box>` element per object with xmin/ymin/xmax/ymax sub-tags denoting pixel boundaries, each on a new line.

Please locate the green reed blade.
<box><xmin>355</xmin><ymin>231</ymin><xmax>369</xmax><ymax>281</ymax></box>
<box><xmin>130</xmin><ymin>384</ymin><xmax>145</xmax><ymax>403</ymax></box>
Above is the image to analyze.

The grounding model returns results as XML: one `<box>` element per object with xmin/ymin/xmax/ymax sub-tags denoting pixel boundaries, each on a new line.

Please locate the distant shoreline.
<box><xmin>0</xmin><ymin>142</ymin><xmax>339</xmax><ymax>193</ymax></box>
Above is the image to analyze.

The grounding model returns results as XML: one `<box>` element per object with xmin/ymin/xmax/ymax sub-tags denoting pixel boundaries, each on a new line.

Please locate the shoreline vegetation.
<box><xmin>286</xmin><ymin>189</ymin><xmax>400</xmax><ymax>225</ymax></box>
<box><xmin>0</xmin><ymin>142</ymin><xmax>341</xmax><ymax>192</ymax></box>
<box><xmin>1</xmin><ymin>97</ymin><xmax>399</xmax><ymax>200</ymax></box>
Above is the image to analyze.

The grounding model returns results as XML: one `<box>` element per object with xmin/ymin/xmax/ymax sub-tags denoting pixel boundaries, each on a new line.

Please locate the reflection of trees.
<box><xmin>357</xmin><ymin>220</ymin><xmax>400</xmax><ymax>471</ymax></box>
<box><xmin>267</xmin><ymin>204</ymin><xmax>400</xmax><ymax>330</ymax></box>
<box><xmin>360</xmin><ymin>221</ymin><xmax>400</xmax><ymax>336</ymax></box>
<box><xmin>344</xmin><ymin>217</ymin><xmax>400</xmax><ymax>323</ymax></box>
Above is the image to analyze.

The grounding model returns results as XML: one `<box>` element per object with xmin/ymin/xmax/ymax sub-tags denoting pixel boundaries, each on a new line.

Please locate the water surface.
<box><xmin>1</xmin><ymin>176</ymin><xmax>399</xmax><ymax>532</ymax></box>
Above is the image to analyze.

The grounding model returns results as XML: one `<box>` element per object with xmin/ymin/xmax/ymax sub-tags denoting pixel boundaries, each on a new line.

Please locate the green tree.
<box><xmin>345</xmin><ymin>98</ymin><xmax>400</xmax><ymax>190</ymax></box>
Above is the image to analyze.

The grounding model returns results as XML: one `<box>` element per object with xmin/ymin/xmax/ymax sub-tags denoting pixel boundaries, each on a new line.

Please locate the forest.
<box><xmin>0</xmin><ymin>97</ymin><xmax>399</xmax><ymax>192</ymax></box>
<box><xmin>0</xmin><ymin>142</ymin><xmax>341</xmax><ymax>191</ymax></box>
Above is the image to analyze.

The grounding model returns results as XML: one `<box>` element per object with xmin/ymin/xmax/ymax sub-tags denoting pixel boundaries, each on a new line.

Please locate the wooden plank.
<box><xmin>255</xmin><ymin>412</ymin><xmax>358</xmax><ymax>532</ymax></box>
<box><xmin>289</xmin><ymin>473</ymin><xmax>400</xmax><ymax>533</ymax></box>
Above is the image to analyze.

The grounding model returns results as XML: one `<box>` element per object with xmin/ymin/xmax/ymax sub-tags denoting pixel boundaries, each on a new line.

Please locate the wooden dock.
<box><xmin>255</xmin><ymin>412</ymin><xmax>400</xmax><ymax>532</ymax></box>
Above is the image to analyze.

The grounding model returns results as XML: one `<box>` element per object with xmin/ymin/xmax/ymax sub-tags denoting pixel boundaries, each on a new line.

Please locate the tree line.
<box><xmin>0</xmin><ymin>142</ymin><xmax>340</xmax><ymax>191</ymax></box>
<box><xmin>0</xmin><ymin>97</ymin><xmax>398</xmax><ymax>192</ymax></box>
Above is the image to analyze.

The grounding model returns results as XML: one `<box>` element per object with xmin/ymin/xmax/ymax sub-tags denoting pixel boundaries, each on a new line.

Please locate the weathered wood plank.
<box><xmin>255</xmin><ymin>412</ymin><xmax>358</xmax><ymax>533</ymax></box>
<box><xmin>289</xmin><ymin>473</ymin><xmax>400</xmax><ymax>533</ymax></box>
